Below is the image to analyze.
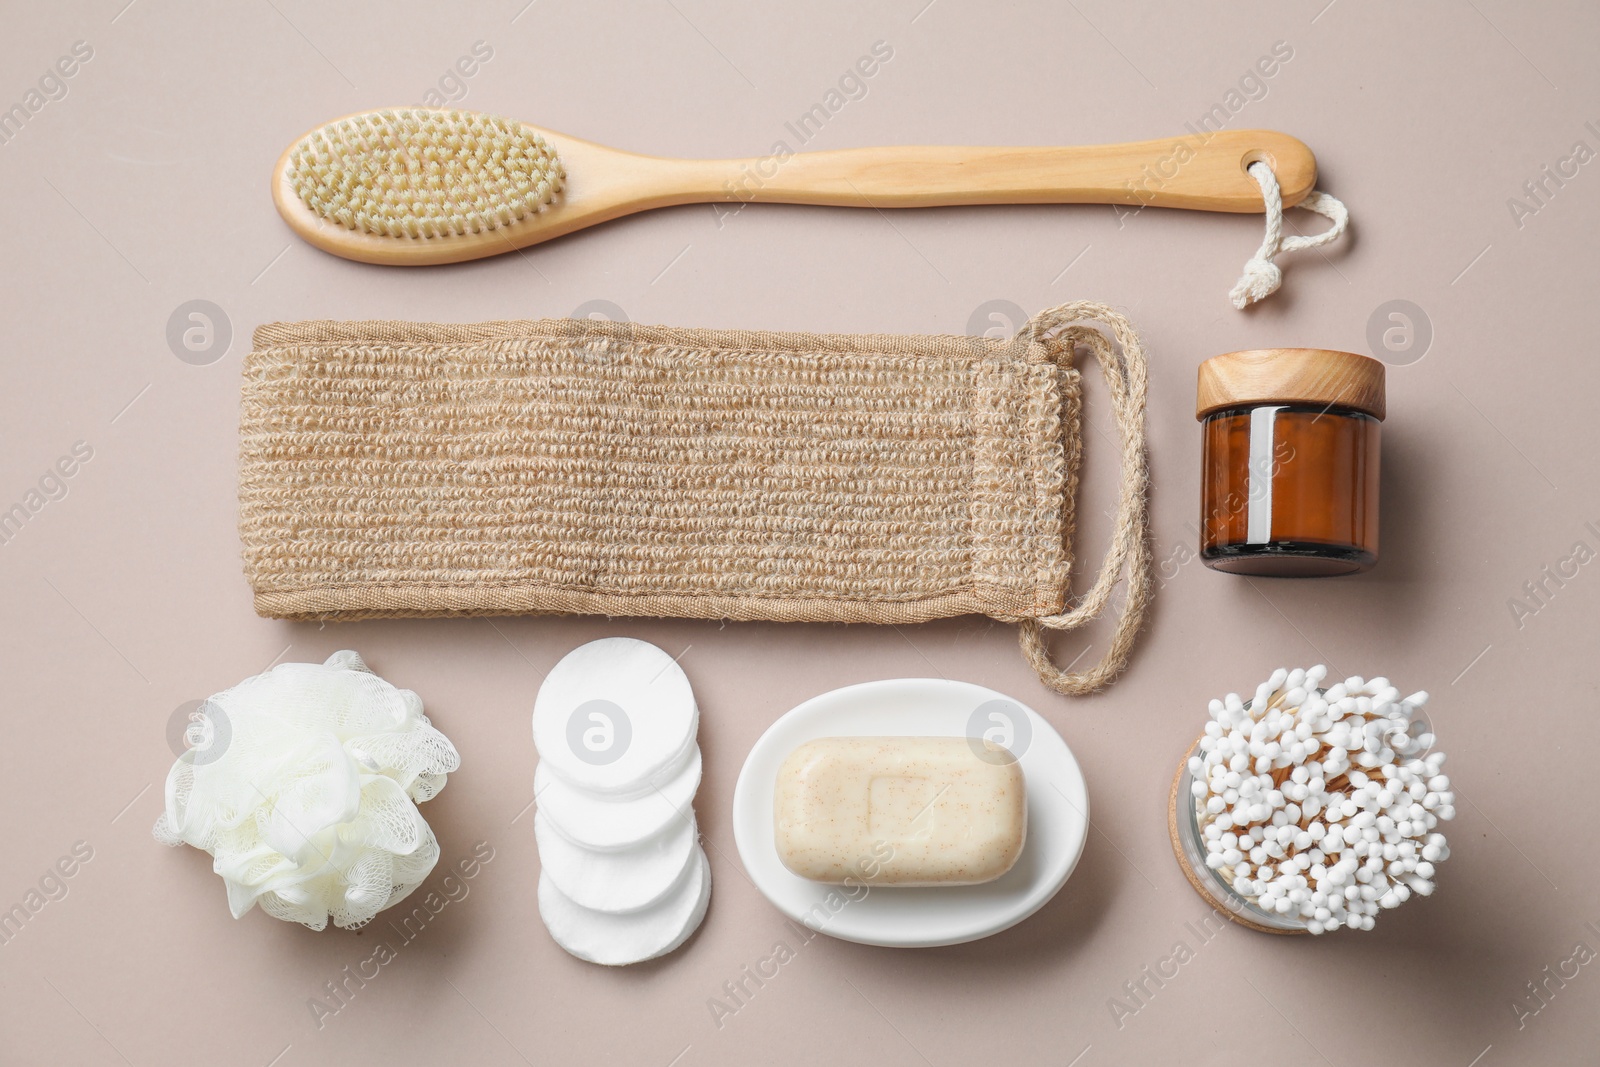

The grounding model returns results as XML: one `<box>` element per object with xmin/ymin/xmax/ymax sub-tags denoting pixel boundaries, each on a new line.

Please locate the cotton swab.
<box><xmin>1185</xmin><ymin>665</ymin><xmax>1452</xmax><ymax>934</ymax></box>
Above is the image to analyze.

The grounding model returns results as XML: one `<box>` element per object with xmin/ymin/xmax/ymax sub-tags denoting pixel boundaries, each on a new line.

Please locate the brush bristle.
<box><xmin>286</xmin><ymin>108</ymin><xmax>565</xmax><ymax>239</ymax></box>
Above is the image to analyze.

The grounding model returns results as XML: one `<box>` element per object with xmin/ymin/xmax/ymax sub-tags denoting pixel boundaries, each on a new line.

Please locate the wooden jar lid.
<box><xmin>1196</xmin><ymin>348</ymin><xmax>1386</xmax><ymax>421</ymax></box>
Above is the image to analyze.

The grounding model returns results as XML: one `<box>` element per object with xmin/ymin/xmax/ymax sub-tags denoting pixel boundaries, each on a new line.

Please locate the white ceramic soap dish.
<box><xmin>732</xmin><ymin>678</ymin><xmax>1088</xmax><ymax>948</ymax></box>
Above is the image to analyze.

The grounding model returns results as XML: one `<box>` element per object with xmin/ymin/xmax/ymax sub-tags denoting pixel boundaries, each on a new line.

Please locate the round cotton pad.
<box><xmin>532</xmin><ymin>638</ymin><xmax>699</xmax><ymax>795</ymax></box>
<box><xmin>534</xmin><ymin>807</ymin><xmax>697</xmax><ymax>913</ymax></box>
<box><xmin>535</xmin><ymin>744</ymin><xmax>702</xmax><ymax>852</ymax></box>
<box><xmin>537</xmin><ymin>714</ymin><xmax>701</xmax><ymax>803</ymax></box>
<box><xmin>538</xmin><ymin>847</ymin><xmax>711</xmax><ymax>966</ymax></box>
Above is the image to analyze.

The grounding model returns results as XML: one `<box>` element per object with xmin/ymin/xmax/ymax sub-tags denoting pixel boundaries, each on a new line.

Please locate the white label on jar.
<box><xmin>1246</xmin><ymin>405</ymin><xmax>1284</xmax><ymax>544</ymax></box>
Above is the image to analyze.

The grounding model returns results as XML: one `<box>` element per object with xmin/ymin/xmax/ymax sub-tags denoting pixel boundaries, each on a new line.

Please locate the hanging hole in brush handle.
<box><xmin>1239</xmin><ymin>147</ymin><xmax>1279</xmax><ymax>175</ymax></box>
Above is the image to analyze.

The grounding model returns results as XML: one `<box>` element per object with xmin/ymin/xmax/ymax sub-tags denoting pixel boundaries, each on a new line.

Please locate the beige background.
<box><xmin>3</xmin><ymin>1</ymin><xmax>1597</xmax><ymax>1063</ymax></box>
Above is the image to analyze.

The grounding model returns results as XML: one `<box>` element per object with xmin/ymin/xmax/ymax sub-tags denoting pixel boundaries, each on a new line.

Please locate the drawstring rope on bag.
<box><xmin>1017</xmin><ymin>302</ymin><xmax>1152</xmax><ymax>695</ymax></box>
<box><xmin>1230</xmin><ymin>161</ymin><xmax>1350</xmax><ymax>309</ymax></box>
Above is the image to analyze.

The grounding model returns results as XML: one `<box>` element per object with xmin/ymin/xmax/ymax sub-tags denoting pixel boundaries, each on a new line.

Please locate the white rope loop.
<box><xmin>1230</xmin><ymin>161</ymin><xmax>1350</xmax><ymax>309</ymax></box>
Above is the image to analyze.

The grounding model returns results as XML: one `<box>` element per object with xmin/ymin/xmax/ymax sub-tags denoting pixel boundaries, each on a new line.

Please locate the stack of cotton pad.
<box><xmin>531</xmin><ymin>638</ymin><xmax>710</xmax><ymax>965</ymax></box>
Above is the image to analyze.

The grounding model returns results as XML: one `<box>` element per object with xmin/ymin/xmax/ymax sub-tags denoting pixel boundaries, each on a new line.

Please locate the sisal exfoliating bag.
<box><xmin>239</xmin><ymin>301</ymin><xmax>1151</xmax><ymax>694</ymax></box>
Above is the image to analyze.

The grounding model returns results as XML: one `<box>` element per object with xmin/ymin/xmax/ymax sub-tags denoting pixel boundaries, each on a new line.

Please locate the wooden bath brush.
<box><xmin>271</xmin><ymin>108</ymin><xmax>1344</xmax><ymax>302</ymax></box>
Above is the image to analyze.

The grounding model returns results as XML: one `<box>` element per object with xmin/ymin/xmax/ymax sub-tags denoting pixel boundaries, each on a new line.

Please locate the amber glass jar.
<box><xmin>1197</xmin><ymin>349</ymin><xmax>1384</xmax><ymax>577</ymax></box>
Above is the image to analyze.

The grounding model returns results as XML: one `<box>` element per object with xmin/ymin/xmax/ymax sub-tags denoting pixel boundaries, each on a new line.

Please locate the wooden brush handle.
<box><xmin>696</xmin><ymin>129</ymin><xmax>1314</xmax><ymax>214</ymax></box>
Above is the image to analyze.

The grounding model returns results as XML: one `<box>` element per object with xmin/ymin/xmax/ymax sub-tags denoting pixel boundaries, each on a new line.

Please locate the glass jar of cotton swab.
<box><xmin>1168</xmin><ymin>665</ymin><xmax>1452</xmax><ymax>935</ymax></box>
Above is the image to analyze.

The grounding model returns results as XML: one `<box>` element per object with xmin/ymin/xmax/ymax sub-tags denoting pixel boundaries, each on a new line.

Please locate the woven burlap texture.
<box><xmin>240</xmin><ymin>302</ymin><xmax>1150</xmax><ymax>694</ymax></box>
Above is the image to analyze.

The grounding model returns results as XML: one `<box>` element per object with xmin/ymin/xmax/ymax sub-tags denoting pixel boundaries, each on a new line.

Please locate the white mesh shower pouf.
<box><xmin>153</xmin><ymin>650</ymin><xmax>461</xmax><ymax>930</ymax></box>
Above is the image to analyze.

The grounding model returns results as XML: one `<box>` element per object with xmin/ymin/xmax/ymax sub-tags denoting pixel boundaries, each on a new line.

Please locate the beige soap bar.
<box><xmin>773</xmin><ymin>736</ymin><xmax>1026</xmax><ymax>886</ymax></box>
